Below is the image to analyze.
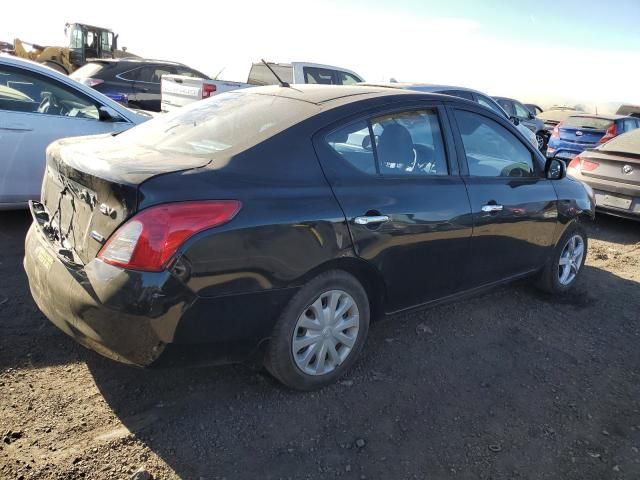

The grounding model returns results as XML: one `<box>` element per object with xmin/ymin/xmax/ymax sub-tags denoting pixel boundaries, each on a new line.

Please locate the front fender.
<box><xmin>551</xmin><ymin>176</ymin><xmax>595</xmax><ymax>242</ymax></box>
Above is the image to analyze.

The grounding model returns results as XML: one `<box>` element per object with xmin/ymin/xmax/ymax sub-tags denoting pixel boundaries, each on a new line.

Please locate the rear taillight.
<box><xmin>81</xmin><ymin>78</ymin><xmax>104</xmax><ymax>88</ymax></box>
<box><xmin>202</xmin><ymin>84</ymin><xmax>216</xmax><ymax>98</ymax></box>
<box><xmin>598</xmin><ymin>123</ymin><xmax>617</xmax><ymax>144</ymax></box>
<box><xmin>581</xmin><ymin>158</ymin><xmax>600</xmax><ymax>171</ymax></box>
<box><xmin>551</xmin><ymin>125</ymin><xmax>560</xmax><ymax>138</ymax></box>
<box><xmin>567</xmin><ymin>155</ymin><xmax>599</xmax><ymax>174</ymax></box>
<box><xmin>97</xmin><ymin>200</ymin><xmax>241</xmax><ymax>272</ymax></box>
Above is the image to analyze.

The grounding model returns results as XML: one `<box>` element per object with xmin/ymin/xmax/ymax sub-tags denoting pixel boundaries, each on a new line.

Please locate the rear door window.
<box><xmin>514</xmin><ymin>101</ymin><xmax>531</xmax><ymax>119</ymax></box>
<box><xmin>303</xmin><ymin>67</ymin><xmax>337</xmax><ymax>85</ymax></box>
<box><xmin>325</xmin><ymin>109</ymin><xmax>449</xmax><ymax>177</ymax></box>
<box><xmin>118</xmin><ymin>67</ymin><xmax>141</xmax><ymax>81</ymax></box>
<box><xmin>622</xmin><ymin>118</ymin><xmax>639</xmax><ymax>132</ymax></box>
<box><xmin>336</xmin><ymin>71</ymin><xmax>362</xmax><ymax>85</ymax></box>
<box><xmin>475</xmin><ymin>94</ymin><xmax>507</xmax><ymax>117</ymax></box>
<box><xmin>495</xmin><ymin>99</ymin><xmax>515</xmax><ymax>115</ymax></box>
<box><xmin>454</xmin><ymin>109</ymin><xmax>536</xmax><ymax>178</ymax></box>
<box><xmin>372</xmin><ymin>110</ymin><xmax>448</xmax><ymax>176</ymax></box>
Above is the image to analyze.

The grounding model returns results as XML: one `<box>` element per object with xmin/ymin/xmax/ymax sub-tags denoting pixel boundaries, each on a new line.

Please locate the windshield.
<box><xmin>563</xmin><ymin>116</ymin><xmax>613</xmax><ymax>130</ymax></box>
<box><xmin>112</xmin><ymin>90</ymin><xmax>316</xmax><ymax>157</ymax></box>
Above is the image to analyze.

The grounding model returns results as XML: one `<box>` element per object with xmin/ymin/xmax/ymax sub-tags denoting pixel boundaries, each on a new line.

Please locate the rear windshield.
<box><xmin>563</xmin><ymin>116</ymin><xmax>613</xmax><ymax>130</ymax></box>
<box><xmin>70</xmin><ymin>62</ymin><xmax>105</xmax><ymax>80</ymax></box>
<box><xmin>111</xmin><ymin>90</ymin><xmax>316</xmax><ymax>157</ymax></box>
<box><xmin>247</xmin><ymin>64</ymin><xmax>294</xmax><ymax>86</ymax></box>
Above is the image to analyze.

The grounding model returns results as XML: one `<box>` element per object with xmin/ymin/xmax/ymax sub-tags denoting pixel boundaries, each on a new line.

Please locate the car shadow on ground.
<box><xmin>586</xmin><ymin>214</ymin><xmax>640</xmax><ymax>244</ymax></box>
<box><xmin>85</xmin><ymin>262</ymin><xmax>640</xmax><ymax>479</ymax></box>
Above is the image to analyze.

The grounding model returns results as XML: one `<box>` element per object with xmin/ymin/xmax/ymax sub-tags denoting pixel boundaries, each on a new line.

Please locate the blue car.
<box><xmin>547</xmin><ymin>113</ymin><xmax>640</xmax><ymax>162</ymax></box>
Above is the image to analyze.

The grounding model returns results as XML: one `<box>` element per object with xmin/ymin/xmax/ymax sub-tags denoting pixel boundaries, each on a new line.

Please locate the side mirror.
<box><xmin>98</xmin><ymin>105</ymin><xmax>124</xmax><ymax>122</ymax></box>
<box><xmin>545</xmin><ymin>158</ymin><xmax>566</xmax><ymax>180</ymax></box>
<box><xmin>510</xmin><ymin>115</ymin><xmax>520</xmax><ymax>126</ymax></box>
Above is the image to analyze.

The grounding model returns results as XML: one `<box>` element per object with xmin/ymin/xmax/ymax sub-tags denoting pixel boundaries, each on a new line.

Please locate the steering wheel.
<box><xmin>37</xmin><ymin>93</ymin><xmax>63</xmax><ymax>115</ymax></box>
<box><xmin>501</xmin><ymin>166</ymin><xmax>527</xmax><ymax>177</ymax></box>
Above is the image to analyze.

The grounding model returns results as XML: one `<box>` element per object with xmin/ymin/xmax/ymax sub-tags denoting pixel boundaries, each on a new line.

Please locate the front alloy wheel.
<box><xmin>535</xmin><ymin>223</ymin><xmax>588</xmax><ymax>294</ymax></box>
<box><xmin>558</xmin><ymin>234</ymin><xmax>585</xmax><ymax>285</ymax></box>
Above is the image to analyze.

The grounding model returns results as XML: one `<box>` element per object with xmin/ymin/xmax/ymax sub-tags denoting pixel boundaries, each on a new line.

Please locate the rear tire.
<box><xmin>536</xmin><ymin>223</ymin><xmax>588</xmax><ymax>294</ymax></box>
<box><xmin>265</xmin><ymin>270</ymin><xmax>370</xmax><ymax>391</ymax></box>
<box><xmin>535</xmin><ymin>131</ymin><xmax>547</xmax><ymax>151</ymax></box>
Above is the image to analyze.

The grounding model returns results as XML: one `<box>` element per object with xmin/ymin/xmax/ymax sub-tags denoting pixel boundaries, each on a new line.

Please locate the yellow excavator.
<box><xmin>1</xmin><ymin>23</ymin><xmax>137</xmax><ymax>74</ymax></box>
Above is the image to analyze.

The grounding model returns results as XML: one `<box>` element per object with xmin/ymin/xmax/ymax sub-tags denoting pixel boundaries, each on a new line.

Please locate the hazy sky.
<box><xmin>3</xmin><ymin>0</ymin><xmax>640</xmax><ymax>111</ymax></box>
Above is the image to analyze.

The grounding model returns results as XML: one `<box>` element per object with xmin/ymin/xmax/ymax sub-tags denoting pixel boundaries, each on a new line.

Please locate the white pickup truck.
<box><xmin>160</xmin><ymin>61</ymin><xmax>364</xmax><ymax>112</ymax></box>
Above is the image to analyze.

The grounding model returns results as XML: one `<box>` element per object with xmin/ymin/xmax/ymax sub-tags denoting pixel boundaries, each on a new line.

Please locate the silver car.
<box><xmin>0</xmin><ymin>55</ymin><xmax>149</xmax><ymax>210</ymax></box>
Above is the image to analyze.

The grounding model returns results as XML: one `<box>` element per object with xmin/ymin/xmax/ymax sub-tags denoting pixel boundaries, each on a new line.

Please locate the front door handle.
<box><xmin>354</xmin><ymin>215</ymin><xmax>389</xmax><ymax>225</ymax></box>
<box><xmin>481</xmin><ymin>204</ymin><xmax>504</xmax><ymax>213</ymax></box>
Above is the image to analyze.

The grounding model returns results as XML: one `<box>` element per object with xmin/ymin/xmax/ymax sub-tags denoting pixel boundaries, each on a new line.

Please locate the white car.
<box><xmin>0</xmin><ymin>55</ymin><xmax>150</xmax><ymax>210</ymax></box>
<box><xmin>161</xmin><ymin>61</ymin><xmax>365</xmax><ymax>112</ymax></box>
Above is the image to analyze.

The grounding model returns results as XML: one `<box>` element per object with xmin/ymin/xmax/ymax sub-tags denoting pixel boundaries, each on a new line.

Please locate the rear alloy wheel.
<box><xmin>265</xmin><ymin>271</ymin><xmax>369</xmax><ymax>390</ymax></box>
<box><xmin>536</xmin><ymin>223</ymin><xmax>588</xmax><ymax>293</ymax></box>
<box><xmin>536</xmin><ymin>132</ymin><xmax>546</xmax><ymax>150</ymax></box>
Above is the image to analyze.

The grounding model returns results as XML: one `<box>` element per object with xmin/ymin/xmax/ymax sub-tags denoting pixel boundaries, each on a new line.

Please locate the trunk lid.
<box><xmin>582</xmin><ymin>150</ymin><xmax>640</xmax><ymax>186</ymax></box>
<box><xmin>559</xmin><ymin>116</ymin><xmax>612</xmax><ymax>146</ymax></box>
<box><xmin>559</xmin><ymin>126</ymin><xmax>606</xmax><ymax>146</ymax></box>
<box><xmin>41</xmin><ymin>134</ymin><xmax>211</xmax><ymax>265</ymax></box>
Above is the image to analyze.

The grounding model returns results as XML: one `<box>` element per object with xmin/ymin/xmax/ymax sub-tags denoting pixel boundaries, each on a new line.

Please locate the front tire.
<box><xmin>536</xmin><ymin>223</ymin><xmax>588</xmax><ymax>293</ymax></box>
<box><xmin>265</xmin><ymin>270</ymin><xmax>370</xmax><ymax>390</ymax></box>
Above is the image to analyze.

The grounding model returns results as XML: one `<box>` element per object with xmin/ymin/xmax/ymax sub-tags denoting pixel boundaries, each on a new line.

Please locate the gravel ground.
<box><xmin>1</xmin><ymin>210</ymin><xmax>639</xmax><ymax>480</ymax></box>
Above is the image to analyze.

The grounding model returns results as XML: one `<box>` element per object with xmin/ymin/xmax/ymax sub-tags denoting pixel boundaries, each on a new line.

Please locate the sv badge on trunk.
<box><xmin>99</xmin><ymin>203</ymin><xmax>117</xmax><ymax>218</ymax></box>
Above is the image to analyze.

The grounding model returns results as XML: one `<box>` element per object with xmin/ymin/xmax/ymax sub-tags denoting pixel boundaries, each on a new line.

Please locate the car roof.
<box><xmin>492</xmin><ymin>96</ymin><xmax>520</xmax><ymax>102</ymax></box>
<box><xmin>244</xmin><ymin>84</ymin><xmax>444</xmax><ymax>106</ymax></box>
<box><xmin>359</xmin><ymin>82</ymin><xmax>487</xmax><ymax>95</ymax></box>
<box><xmin>87</xmin><ymin>58</ymin><xmax>188</xmax><ymax>67</ymax></box>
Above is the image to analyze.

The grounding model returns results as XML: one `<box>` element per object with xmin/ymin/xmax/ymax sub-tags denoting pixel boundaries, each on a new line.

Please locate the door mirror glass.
<box><xmin>546</xmin><ymin>158</ymin><xmax>566</xmax><ymax>180</ymax></box>
<box><xmin>98</xmin><ymin>105</ymin><xmax>124</xmax><ymax>122</ymax></box>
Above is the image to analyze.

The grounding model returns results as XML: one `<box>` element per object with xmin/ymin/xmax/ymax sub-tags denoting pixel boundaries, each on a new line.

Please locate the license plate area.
<box><xmin>596</xmin><ymin>192</ymin><xmax>632</xmax><ymax>210</ymax></box>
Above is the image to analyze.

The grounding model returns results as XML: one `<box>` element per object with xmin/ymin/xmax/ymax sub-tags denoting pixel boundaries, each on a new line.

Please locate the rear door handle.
<box><xmin>354</xmin><ymin>215</ymin><xmax>389</xmax><ymax>225</ymax></box>
<box><xmin>481</xmin><ymin>204</ymin><xmax>504</xmax><ymax>213</ymax></box>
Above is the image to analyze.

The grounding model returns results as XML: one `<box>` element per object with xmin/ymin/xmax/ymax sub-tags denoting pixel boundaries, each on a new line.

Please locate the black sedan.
<box><xmin>24</xmin><ymin>85</ymin><xmax>595</xmax><ymax>390</ymax></box>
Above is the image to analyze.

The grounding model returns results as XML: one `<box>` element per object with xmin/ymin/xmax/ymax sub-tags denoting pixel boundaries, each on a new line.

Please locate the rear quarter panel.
<box><xmin>138</xmin><ymin>118</ymin><xmax>355</xmax><ymax>299</ymax></box>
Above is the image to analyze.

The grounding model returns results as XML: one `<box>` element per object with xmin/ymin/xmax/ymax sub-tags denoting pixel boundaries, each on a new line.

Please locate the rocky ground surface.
<box><xmin>1</xmin><ymin>210</ymin><xmax>639</xmax><ymax>479</ymax></box>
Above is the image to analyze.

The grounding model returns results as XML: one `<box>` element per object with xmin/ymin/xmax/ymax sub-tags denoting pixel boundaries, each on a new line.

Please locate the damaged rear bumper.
<box><xmin>24</xmin><ymin>222</ymin><xmax>197</xmax><ymax>366</ymax></box>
